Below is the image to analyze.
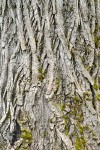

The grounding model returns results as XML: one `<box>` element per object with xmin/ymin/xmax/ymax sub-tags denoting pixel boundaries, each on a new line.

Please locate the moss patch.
<box><xmin>55</xmin><ymin>77</ymin><xmax>61</xmax><ymax>92</ymax></box>
<box><xmin>93</xmin><ymin>79</ymin><xmax>99</xmax><ymax>91</ymax></box>
<box><xmin>64</xmin><ymin>131</ymin><xmax>68</xmax><ymax>136</ymax></box>
<box><xmin>76</xmin><ymin>123</ymin><xmax>83</xmax><ymax>135</ymax></box>
<box><xmin>83</xmin><ymin>91</ymin><xmax>90</xmax><ymax>98</ymax></box>
<box><xmin>21</xmin><ymin>129</ymin><xmax>32</xmax><ymax>143</ymax></box>
<box><xmin>96</xmin><ymin>93</ymin><xmax>100</xmax><ymax>101</ymax></box>
<box><xmin>94</xmin><ymin>36</ymin><xmax>100</xmax><ymax>48</ymax></box>
<box><xmin>58</xmin><ymin>103</ymin><xmax>66</xmax><ymax>111</ymax></box>
<box><xmin>73</xmin><ymin>96</ymin><xmax>80</xmax><ymax>101</ymax></box>
<box><xmin>75</xmin><ymin>136</ymin><xmax>86</xmax><ymax>150</ymax></box>
<box><xmin>20</xmin><ymin>129</ymin><xmax>32</xmax><ymax>149</ymax></box>
<box><xmin>37</xmin><ymin>67</ymin><xmax>47</xmax><ymax>82</ymax></box>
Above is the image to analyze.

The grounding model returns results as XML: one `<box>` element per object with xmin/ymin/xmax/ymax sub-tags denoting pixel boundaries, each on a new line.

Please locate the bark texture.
<box><xmin>0</xmin><ymin>0</ymin><xmax>100</xmax><ymax>150</ymax></box>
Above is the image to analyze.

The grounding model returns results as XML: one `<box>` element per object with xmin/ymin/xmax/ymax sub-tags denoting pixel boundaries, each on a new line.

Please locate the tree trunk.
<box><xmin>0</xmin><ymin>0</ymin><xmax>100</xmax><ymax>149</ymax></box>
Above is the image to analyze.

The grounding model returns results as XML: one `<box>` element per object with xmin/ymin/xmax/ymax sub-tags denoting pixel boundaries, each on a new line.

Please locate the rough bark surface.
<box><xmin>0</xmin><ymin>0</ymin><xmax>100</xmax><ymax>150</ymax></box>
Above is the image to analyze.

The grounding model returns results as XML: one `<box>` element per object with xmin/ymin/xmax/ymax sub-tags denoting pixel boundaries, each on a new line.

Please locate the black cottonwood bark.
<box><xmin>0</xmin><ymin>0</ymin><xmax>100</xmax><ymax>150</ymax></box>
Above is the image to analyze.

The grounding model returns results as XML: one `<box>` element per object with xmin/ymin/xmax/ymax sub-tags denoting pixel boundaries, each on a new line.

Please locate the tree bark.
<box><xmin>0</xmin><ymin>0</ymin><xmax>100</xmax><ymax>150</ymax></box>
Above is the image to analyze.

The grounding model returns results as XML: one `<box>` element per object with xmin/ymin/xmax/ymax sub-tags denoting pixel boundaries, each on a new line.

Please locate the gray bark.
<box><xmin>0</xmin><ymin>0</ymin><xmax>100</xmax><ymax>150</ymax></box>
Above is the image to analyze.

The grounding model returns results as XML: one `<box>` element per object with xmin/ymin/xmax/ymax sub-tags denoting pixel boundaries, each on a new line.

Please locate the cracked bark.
<box><xmin>0</xmin><ymin>0</ymin><xmax>100</xmax><ymax>150</ymax></box>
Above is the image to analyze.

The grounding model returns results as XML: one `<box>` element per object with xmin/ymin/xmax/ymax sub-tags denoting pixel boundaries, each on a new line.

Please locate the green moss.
<box><xmin>83</xmin><ymin>126</ymin><xmax>96</xmax><ymax>136</ymax></box>
<box><xmin>64</xmin><ymin>131</ymin><xmax>68</xmax><ymax>136</ymax></box>
<box><xmin>15</xmin><ymin>147</ymin><xmax>19</xmax><ymax>150</ymax></box>
<box><xmin>98</xmin><ymin>76</ymin><xmax>100</xmax><ymax>82</ymax></box>
<box><xmin>70</xmin><ymin>109</ymin><xmax>77</xmax><ymax>116</ymax></box>
<box><xmin>83</xmin><ymin>91</ymin><xmax>91</xmax><ymax>101</ymax></box>
<box><xmin>70</xmin><ymin>131</ymin><xmax>78</xmax><ymax>138</ymax></box>
<box><xmin>83</xmin><ymin>125</ymin><xmax>90</xmax><ymax>131</ymax></box>
<box><xmin>76</xmin><ymin>123</ymin><xmax>83</xmax><ymax>135</ymax></box>
<box><xmin>37</xmin><ymin>67</ymin><xmax>47</xmax><ymax>82</ymax></box>
<box><xmin>93</xmin><ymin>80</ymin><xmax>99</xmax><ymax>91</ymax></box>
<box><xmin>60</xmin><ymin>104</ymin><xmax>65</xmax><ymax>111</ymax></box>
<box><xmin>38</xmin><ymin>67</ymin><xmax>44</xmax><ymax>82</ymax></box>
<box><xmin>93</xmin><ymin>137</ymin><xmax>98</xmax><ymax>141</ymax></box>
<box><xmin>83</xmin><ymin>91</ymin><xmax>90</xmax><ymax>97</ymax></box>
<box><xmin>20</xmin><ymin>129</ymin><xmax>32</xmax><ymax>150</ymax></box>
<box><xmin>62</xmin><ymin>115</ymin><xmax>70</xmax><ymax>135</ymax></box>
<box><xmin>94</xmin><ymin>36</ymin><xmax>100</xmax><ymax>48</ymax></box>
<box><xmin>38</xmin><ymin>67</ymin><xmax>43</xmax><ymax>73</ymax></box>
<box><xmin>75</xmin><ymin>136</ymin><xmax>86</xmax><ymax>150</ymax></box>
<box><xmin>76</xmin><ymin>114</ymin><xmax>83</xmax><ymax>122</ymax></box>
<box><xmin>7</xmin><ymin>111</ymin><xmax>11</xmax><ymax>118</ymax></box>
<box><xmin>86</xmin><ymin>97</ymin><xmax>91</xmax><ymax>101</ymax></box>
<box><xmin>84</xmin><ymin>127</ymin><xmax>95</xmax><ymax>136</ymax></box>
<box><xmin>62</xmin><ymin>115</ymin><xmax>70</xmax><ymax>123</ymax></box>
<box><xmin>73</xmin><ymin>96</ymin><xmax>80</xmax><ymax>101</ymax></box>
<box><xmin>55</xmin><ymin>78</ymin><xmax>60</xmax><ymax>91</ymax></box>
<box><xmin>98</xmin><ymin>76</ymin><xmax>100</xmax><ymax>84</ymax></box>
<box><xmin>92</xmin><ymin>132</ymin><xmax>96</xmax><ymax>137</ymax></box>
<box><xmin>98</xmin><ymin>76</ymin><xmax>100</xmax><ymax>90</ymax></box>
<box><xmin>96</xmin><ymin>93</ymin><xmax>100</xmax><ymax>101</ymax></box>
<box><xmin>37</xmin><ymin>74</ymin><xmax>44</xmax><ymax>82</ymax></box>
<box><xmin>94</xmin><ymin>23</ymin><xmax>99</xmax><ymax>33</ymax></box>
<box><xmin>37</xmin><ymin>56</ymin><xmax>41</xmax><ymax>62</ymax></box>
<box><xmin>44</xmin><ymin>131</ymin><xmax>48</xmax><ymax>137</ymax></box>
<box><xmin>57</xmin><ymin>103</ymin><xmax>66</xmax><ymax>111</ymax></box>
<box><xmin>50</xmin><ymin>118</ymin><xmax>53</xmax><ymax>123</ymax></box>
<box><xmin>86</xmin><ymin>66</ymin><xmax>91</xmax><ymax>71</ymax></box>
<box><xmin>21</xmin><ymin>129</ymin><xmax>32</xmax><ymax>143</ymax></box>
